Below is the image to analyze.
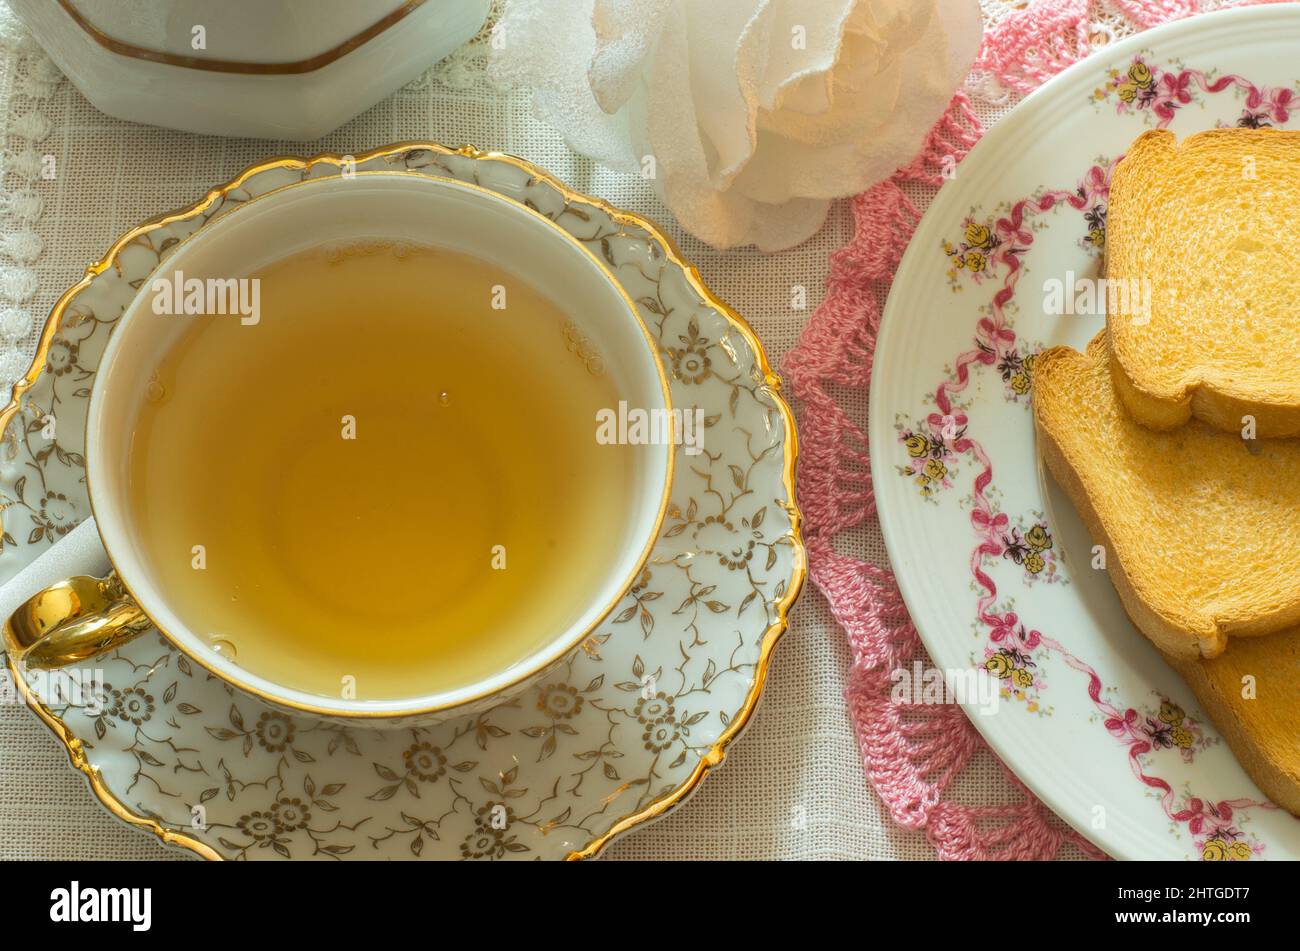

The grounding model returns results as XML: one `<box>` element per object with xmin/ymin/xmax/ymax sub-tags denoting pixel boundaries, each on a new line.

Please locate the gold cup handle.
<box><xmin>4</xmin><ymin>573</ymin><xmax>152</xmax><ymax>670</ymax></box>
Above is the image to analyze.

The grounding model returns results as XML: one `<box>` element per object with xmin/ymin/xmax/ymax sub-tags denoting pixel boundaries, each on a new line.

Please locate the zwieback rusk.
<box><xmin>1166</xmin><ymin>635</ymin><xmax>1300</xmax><ymax>816</ymax></box>
<box><xmin>1106</xmin><ymin>127</ymin><xmax>1300</xmax><ymax>437</ymax></box>
<box><xmin>1032</xmin><ymin>332</ymin><xmax>1300</xmax><ymax>660</ymax></box>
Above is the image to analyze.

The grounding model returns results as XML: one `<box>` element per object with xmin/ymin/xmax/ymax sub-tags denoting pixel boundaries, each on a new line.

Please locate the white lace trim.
<box><xmin>404</xmin><ymin>0</ymin><xmax>500</xmax><ymax>94</ymax></box>
<box><xmin>0</xmin><ymin>23</ymin><xmax>60</xmax><ymax>388</ymax></box>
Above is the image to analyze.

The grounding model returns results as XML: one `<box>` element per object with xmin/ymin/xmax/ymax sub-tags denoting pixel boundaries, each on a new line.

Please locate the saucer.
<box><xmin>0</xmin><ymin>144</ymin><xmax>805</xmax><ymax>859</ymax></box>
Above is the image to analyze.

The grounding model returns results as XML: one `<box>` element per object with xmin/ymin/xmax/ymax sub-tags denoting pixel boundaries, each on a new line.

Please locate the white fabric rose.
<box><xmin>489</xmin><ymin>0</ymin><xmax>982</xmax><ymax>250</ymax></box>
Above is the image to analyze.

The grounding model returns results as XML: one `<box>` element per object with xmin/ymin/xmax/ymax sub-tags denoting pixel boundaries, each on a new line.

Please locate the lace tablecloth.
<box><xmin>0</xmin><ymin>1</ymin><xmax>1164</xmax><ymax>860</ymax></box>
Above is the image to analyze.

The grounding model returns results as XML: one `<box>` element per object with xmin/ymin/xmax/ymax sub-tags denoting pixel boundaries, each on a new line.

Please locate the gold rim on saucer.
<box><xmin>0</xmin><ymin>142</ymin><xmax>807</xmax><ymax>860</ymax></box>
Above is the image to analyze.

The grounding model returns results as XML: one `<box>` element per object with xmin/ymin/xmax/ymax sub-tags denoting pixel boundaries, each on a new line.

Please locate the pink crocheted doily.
<box><xmin>780</xmin><ymin>0</ymin><xmax>1284</xmax><ymax>861</ymax></box>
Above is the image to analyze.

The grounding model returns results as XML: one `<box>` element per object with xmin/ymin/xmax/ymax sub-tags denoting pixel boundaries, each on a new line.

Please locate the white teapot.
<box><xmin>8</xmin><ymin>0</ymin><xmax>490</xmax><ymax>139</ymax></box>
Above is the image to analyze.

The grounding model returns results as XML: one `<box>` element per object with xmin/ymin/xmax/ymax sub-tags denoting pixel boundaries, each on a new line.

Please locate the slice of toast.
<box><xmin>1166</xmin><ymin>635</ymin><xmax>1300</xmax><ymax>817</ymax></box>
<box><xmin>1106</xmin><ymin>127</ymin><xmax>1300</xmax><ymax>437</ymax></box>
<box><xmin>1033</xmin><ymin>332</ymin><xmax>1300</xmax><ymax>659</ymax></box>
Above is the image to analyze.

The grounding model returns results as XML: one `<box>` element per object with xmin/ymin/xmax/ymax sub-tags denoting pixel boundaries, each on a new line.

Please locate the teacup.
<box><xmin>3</xmin><ymin>171</ymin><xmax>673</xmax><ymax>725</ymax></box>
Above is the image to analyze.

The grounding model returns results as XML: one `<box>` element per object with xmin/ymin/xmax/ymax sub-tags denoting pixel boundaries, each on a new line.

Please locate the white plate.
<box><xmin>871</xmin><ymin>4</ymin><xmax>1300</xmax><ymax>861</ymax></box>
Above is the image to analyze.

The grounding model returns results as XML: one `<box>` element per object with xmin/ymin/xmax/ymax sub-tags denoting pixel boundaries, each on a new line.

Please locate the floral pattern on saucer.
<box><xmin>0</xmin><ymin>144</ymin><xmax>804</xmax><ymax>860</ymax></box>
